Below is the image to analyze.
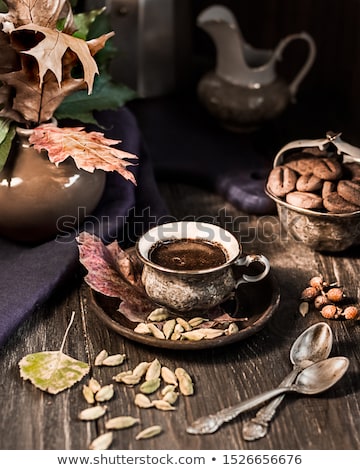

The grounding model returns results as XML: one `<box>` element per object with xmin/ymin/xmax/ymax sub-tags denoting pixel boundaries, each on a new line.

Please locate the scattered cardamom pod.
<box><xmin>134</xmin><ymin>393</ymin><xmax>154</xmax><ymax>409</ymax></box>
<box><xmin>161</xmin><ymin>384</ymin><xmax>177</xmax><ymax>396</ymax></box>
<box><xmin>161</xmin><ymin>366</ymin><xmax>178</xmax><ymax>385</ymax></box>
<box><xmin>132</xmin><ymin>361</ymin><xmax>150</xmax><ymax>378</ymax></box>
<box><xmin>78</xmin><ymin>405</ymin><xmax>107</xmax><ymax>421</ymax></box>
<box><xmin>112</xmin><ymin>370</ymin><xmax>133</xmax><ymax>382</ymax></box>
<box><xmin>145</xmin><ymin>358</ymin><xmax>161</xmax><ymax>381</ymax></box>
<box><xmin>95</xmin><ymin>384</ymin><xmax>114</xmax><ymax>402</ymax></box>
<box><xmin>89</xmin><ymin>432</ymin><xmax>113</xmax><ymax>450</ymax></box>
<box><xmin>162</xmin><ymin>390</ymin><xmax>179</xmax><ymax>405</ymax></box>
<box><xmin>102</xmin><ymin>353</ymin><xmax>126</xmax><ymax>367</ymax></box>
<box><xmin>135</xmin><ymin>425</ymin><xmax>162</xmax><ymax>440</ymax></box>
<box><xmin>88</xmin><ymin>377</ymin><xmax>101</xmax><ymax>394</ymax></box>
<box><xmin>94</xmin><ymin>349</ymin><xmax>108</xmax><ymax>366</ymax></box>
<box><xmin>82</xmin><ymin>384</ymin><xmax>95</xmax><ymax>404</ymax></box>
<box><xmin>105</xmin><ymin>416</ymin><xmax>140</xmax><ymax>430</ymax></box>
<box><xmin>120</xmin><ymin>373</ymin><xmax>142</xmax><ymax>386</ymax></box>
<box><xmin>175</xmin><ymin>367</ymin><xmax>194</xmax><ymax>396</ymax></box>
<box><xmin>139</xmin><ymin>377</ymin><xmax>161</xmax><ymax>394</ymax></box>
<box><xmin>152</xmin><ymin>399</ymin><xmax>176</xmax><ymax>411</ymax></box>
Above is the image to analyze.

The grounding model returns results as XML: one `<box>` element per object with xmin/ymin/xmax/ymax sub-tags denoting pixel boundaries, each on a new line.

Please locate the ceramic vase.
<box><xmin>0</xmin><ymin>127</ymin><xmax>106</xmax><ymax>244</ymax></box>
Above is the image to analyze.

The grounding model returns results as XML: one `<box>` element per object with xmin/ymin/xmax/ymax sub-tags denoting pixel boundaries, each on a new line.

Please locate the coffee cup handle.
<box><xmin>234</xmin><ymin>254</ymin><xmax>270</xmax><ymax>287</ymax></box>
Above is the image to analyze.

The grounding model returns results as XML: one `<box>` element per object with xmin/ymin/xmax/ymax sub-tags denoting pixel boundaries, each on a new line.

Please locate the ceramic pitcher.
<box><xmin>197</xmin><ymin>5</ymin><xmax>316</xmax><ymax>132</ymax></box>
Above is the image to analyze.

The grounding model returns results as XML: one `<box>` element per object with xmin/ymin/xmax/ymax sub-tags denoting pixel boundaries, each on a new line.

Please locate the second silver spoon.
<box><xmin>242</xmin><ymin>322</ymin><xmax>333</xmax><ymax>441</ymax></box>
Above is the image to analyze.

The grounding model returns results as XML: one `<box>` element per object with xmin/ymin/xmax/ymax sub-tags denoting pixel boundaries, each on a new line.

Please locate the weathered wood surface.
<box><xmin>1</xmin><ymin>182</ymin><xmax>360</xmax><ymax>450</ymax></box>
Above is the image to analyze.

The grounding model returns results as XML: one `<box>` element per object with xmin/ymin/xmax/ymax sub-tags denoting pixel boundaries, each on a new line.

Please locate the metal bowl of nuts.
<box><xmin>265</xmin><ymin>131</ymin><xmax>360</xmax><ymax>252</ymax></box>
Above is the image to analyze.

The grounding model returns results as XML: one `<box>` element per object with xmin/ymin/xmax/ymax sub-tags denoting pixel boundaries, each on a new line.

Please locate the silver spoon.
<box><xmin>242</xmin><ymin>322</ymin><xmax>333</xmax><ymax>441</ymax></box>
<box><xmin>186</xmin><ymin>356</ymin><xmax>349</xmax><ymax>435</ymax></box>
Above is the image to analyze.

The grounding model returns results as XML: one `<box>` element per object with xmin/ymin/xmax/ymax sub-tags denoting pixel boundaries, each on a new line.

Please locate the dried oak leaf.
<box><xmin>1</xmin><ymin>0</ymin><xmax>76</xmax><ymax>32</ymax></box>
<box><xmin>29</xmin><ymin>124</ymin><xmax>137</xmax><ymax>183</ymax></box>
<box><xmin>77</xmin><ymin>232</ymin><xmax>156</xmax><ymax>322</ymax></box>
<box><xmin>19</xmin><ymin>312</ymin><xmax>90</xmax><ymax>394</ymax></box>
<box><xmin>0</xmin><ymin>62</ymin><xmax>87</xmax><ymax>123</ymax></box>
<box><xmin>15</xmin><ymin>23</ymin><xmax>100</xmax><ymax>93</ymax></box>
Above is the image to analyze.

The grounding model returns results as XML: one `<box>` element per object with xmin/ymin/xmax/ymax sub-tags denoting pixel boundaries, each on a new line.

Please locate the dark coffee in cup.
<box><xmin>149</xmin><ymin>238</ymin><xmax>227</xmax><ymax>270</ymax></box>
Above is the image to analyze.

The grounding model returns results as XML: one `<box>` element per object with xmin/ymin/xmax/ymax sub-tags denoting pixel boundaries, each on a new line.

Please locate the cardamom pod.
<box><xmin>82</xmin><ymin>384</ymin><xmax>95</xmax><ymax>404</ymax></box>
<box><xmin>201</xmin><ymin>328</ymin><xmax>224</xmax><ymax>339</ymax></box>
<box><xmin>135</xmin><ymin>425</ymin><xmax>162</xmax><ymax>440</ymax></box>
<box><xmin>226</xmin><ymin>322</ymin><xmax>239</xmax><ymax>335</ymax></box>
<box><xmin>95</xmin><ymin>384</ymin><xmax>114</xmax><ymax>402</ymax></box>
<box><xmin>94</xmin><ymin>349</ymin><xmax>108</xmax><ymax>366</ymax></box>
<box><xmin>152</xmin><ymin>399</ymin><xmax>176</xmax><ymax>411</ymax></box>
<box><xmin>163</xmin><ymin>319</ymin><xmax>176</xmax><ymax>339</ymax></box>
<box><xmin>161</xmin><ymin>384</ymin><xmax>177</xmax><ymax>396</ymax></box>
<box><xmin>105</xmin><ymin>416</ymin><xmax>140</xmax><ymax>430</ymax></box>
<box><xmin>176</xmin><ymin>317</ymin><xmax>192</xmax><ymax>331</ymax></box>
<box><xmin>175</xmin><ymin>367</ymin><xmax>194</xmax><ymax>396</ymax></box>
<box><xmin>139</xmin><ymin>377</ymin><xmax>161</xmax><ymax>394</ymax></box>
<box><xmin>112</xmin><ymin>370</ymin><xmax>133</xmax><ymax>382</ymax></box>
<box><xmin>145</xmin><ymin>358</ymin><xmax>161</xmax><ymax>381</ymax></box>
<box><xmin>162</xmin><ymin>390</ymin><xmax>179</xmax><ymax>405</ymax></box>
<box><xmin>132</xmin><ymin>361</ymin><xmax>150</xmax><ymax>378</ymax></box>
<box><xmin>134</xmin><ymin>323</ymin><xmax>151</xmax><ymax>335</ymax></box>
<box><xmin>188</xmin><ymin>317</ymin><xmax>207</xmax><ymax>327</ymax></box>
<box><xmin>102</xmin><ymin>353</ymin><xmax>126</xmax><ymax>366</ymax></box>
<box><xmin>120</xmin><ymin>373</ymin><xmax>142</xmax><ymax>386</ymax></box>
<box><xmin>147</xmin><ymin>323</ymin><xmax>165</xmax><ymax>340</ymax></box>
<box><xmin>181</xmin><ymin>330</ymin><xmax>205</xmax><ymax>341</ymax></box>
<box><xmin>88</xmin><ymin>377</ymin><xmax>101</xmax><ymax>394</ymax></box>
<box><xmin>89</xmin><ymin>432</ymin><xmax>113</xmax><ymax>450</ymax></box>
<box><xmin>147</xmin><ymin>308</ymin><xmax>171</xmax><ymax>322</ymax></box>
<box><xmin>161</xmin><ymin>366</ymin><xmax>178</xmax><ymax>385</ymax></box>
<box><xmin>134</xmin><ymin>393</ymin><xmax>154</xmax><ymax>409</ymax></box>
<box><xmin>78</xmin><ymin>405</ymin><xmax>107</xmax><ymax>421</ymax></box>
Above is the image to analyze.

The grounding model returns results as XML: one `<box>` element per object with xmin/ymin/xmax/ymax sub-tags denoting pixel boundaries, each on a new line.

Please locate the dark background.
<box><xmin>186</xmin><ymin>0</ymin><xmax>360</xmax><ymax>143</ymax></box>
<box><xmin>81</xmin><ymin>1</ymin><xmax>360</xmax><ymax>209</ymax></box>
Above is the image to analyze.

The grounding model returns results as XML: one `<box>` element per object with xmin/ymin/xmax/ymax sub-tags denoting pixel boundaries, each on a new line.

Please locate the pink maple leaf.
<box><xmin>29</xmin><ymin>123</ymin><xmax>137</xmax><ymax>184</ymax></box>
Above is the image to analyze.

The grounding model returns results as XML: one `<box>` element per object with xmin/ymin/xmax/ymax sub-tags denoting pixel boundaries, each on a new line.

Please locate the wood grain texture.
<box><xmin>0</xmin><ymin>182</ymin><xmax>360</xmax><ymax>450</ymax></box>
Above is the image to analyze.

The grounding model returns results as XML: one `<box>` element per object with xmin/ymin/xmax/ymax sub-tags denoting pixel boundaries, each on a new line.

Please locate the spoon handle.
<box><xmin>241</xmin><ymin>368</ymin><xmax>299</xmax><ymax>441</ymax></box>
<box><xmin>186</xmin><ymin>386</ymin><xmax>290</xmax><ymax>435</ymax></box>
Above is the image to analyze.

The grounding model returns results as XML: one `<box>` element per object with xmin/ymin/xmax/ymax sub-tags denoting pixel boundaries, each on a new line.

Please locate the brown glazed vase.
<box><xmin>0</xmin><ymin>127</ymin><xmax>106</xmax><ymax>244</ymax></box>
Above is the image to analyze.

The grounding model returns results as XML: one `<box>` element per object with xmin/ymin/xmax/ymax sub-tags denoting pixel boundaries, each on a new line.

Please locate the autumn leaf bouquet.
<box><xmin>0</xmin><ymin>0</ymin><xmax>137</xmax><ymax>182</ymax></box>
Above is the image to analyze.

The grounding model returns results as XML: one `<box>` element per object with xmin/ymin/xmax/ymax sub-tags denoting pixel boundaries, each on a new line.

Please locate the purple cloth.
<box><xmin>0</xmin><ymin>107</ymin><xmax>169</xmax><ymax>348</ymax></box>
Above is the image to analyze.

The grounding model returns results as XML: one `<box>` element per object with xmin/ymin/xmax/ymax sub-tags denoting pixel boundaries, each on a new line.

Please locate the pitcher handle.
<box><xmin>274</xmin><ymin>32</ymin><xmax>316</xmax><ymax>100</ymax></box>
<box><xmin>234</xmin><ymin>254</ymin><xmax>270</xmax><ymax>287</ymax></box>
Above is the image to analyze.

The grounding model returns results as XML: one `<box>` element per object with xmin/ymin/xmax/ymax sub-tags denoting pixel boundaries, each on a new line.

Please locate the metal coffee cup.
<box><xmin>136</xmin><ymin>221</ymin><xmax>270</xmax><ymax>313</ymax></box>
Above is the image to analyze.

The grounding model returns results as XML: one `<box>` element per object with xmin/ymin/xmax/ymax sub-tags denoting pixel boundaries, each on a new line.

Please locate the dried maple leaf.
<box><xmin>77</xmin><ymin>232</ymin><xmax>157</xmax><ymax>322</ymax></box>
<box><xmin>29</xmin><ymin>124</ymin><xmax>137</xmax><ymax>183</ymax></box>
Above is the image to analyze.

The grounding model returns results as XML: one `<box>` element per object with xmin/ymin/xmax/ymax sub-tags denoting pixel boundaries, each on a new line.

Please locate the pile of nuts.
<box><xmin>267</xmin><ymin>148</ymin><xmax>360</xmax><ymax>213</ymax></box>
<box><xmin>299</xmin><ymin>275</ymin><xmax>359</xmax><ymax>320</ymax></box>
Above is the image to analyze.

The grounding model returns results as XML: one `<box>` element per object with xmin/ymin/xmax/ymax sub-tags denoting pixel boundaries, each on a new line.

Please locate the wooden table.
<box><xmin>0</xmin><ymin>180</ymin><xmax>360</xmax><ymax>451</ymax></box>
